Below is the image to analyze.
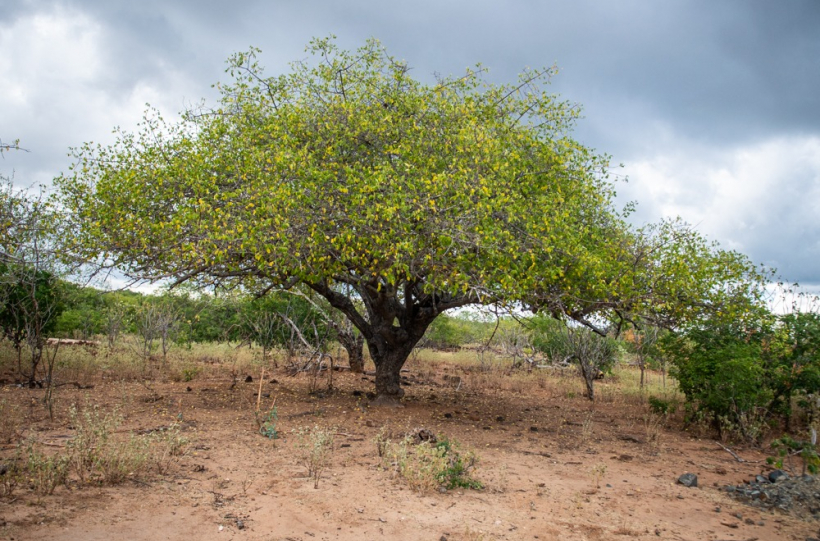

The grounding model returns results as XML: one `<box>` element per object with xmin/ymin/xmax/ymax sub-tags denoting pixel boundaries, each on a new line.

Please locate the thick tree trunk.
<box><xmin>338</xmin><ymin>330</ymin><xmax>365</xmax><ymax>373</ymax></box>
<box><xmin>366</xmin><ymin>329</ymin><xmax>425</xmax><ymax>405</ymax></box>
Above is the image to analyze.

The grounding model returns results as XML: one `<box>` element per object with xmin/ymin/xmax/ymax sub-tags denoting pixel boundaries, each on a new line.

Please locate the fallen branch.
<box><xmin>715</xmin><ymin>441</ymin><xmax>760</xmax><ymax>463</ymax></box>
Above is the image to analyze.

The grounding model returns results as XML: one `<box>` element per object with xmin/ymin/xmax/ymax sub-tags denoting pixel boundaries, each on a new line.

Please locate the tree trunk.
<box><xmin>365</xmin><ymin>327</ymin><xmax>427</xmax><ymax>405</ymax></box>
<box><xmin>339</xmin><ymin>330</ymin><xmax>365</xmax><ymax>373</ymax></box>
<box><xmin>579</xmin><ymin>361</ymin><xmax>596</xmax><ymax>401</ymax></box>
<box><xmin>370</xmin><ymin>346</ymin><xmax>411</xmax><ymax>405</ymax></box>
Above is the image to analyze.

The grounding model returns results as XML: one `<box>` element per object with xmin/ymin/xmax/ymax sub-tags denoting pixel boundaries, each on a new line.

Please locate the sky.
<box><xmin>2</xmin><ymin>0</ymin><xmax>819</xmax><ymax>292</ymax></box>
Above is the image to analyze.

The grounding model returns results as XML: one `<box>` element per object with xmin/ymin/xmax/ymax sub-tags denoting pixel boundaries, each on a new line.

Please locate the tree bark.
<box><xmin>338</xmin><ymin>330</ymin><xmax>365</xmax><ymax>373</ymax></box>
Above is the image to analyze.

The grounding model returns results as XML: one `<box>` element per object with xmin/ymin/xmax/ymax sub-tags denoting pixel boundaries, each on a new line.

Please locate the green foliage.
<box><xmin>768</xmin><ymin>434</ymin><xmax>820</xmax><ymax>475</ymax></box>
<box><xmin>665</xmin><ymin>310</ymin><xmax>820</xmax><ymax>439</ymax></box>
<box><xmin>768</xmin><ymin>312</ymin><xmax>820</xmax><ymax>418</ymax></box>
<box><xmin>647</xmin><ymin>396</ymin><xmax>677</xmax><ymax>415</ymax></box>
<box><xmin>255</xmin><ymin>406</ymin><xmax>279</xmax><ymax>440</ymax></box>
<box><xmin>0</xmin><ymin>264</ymin><xmax>64</xmax><ymax>349</ymax></box>
<box><xmin>56</xmin><ymin>38</ymin><xmax>771</xmax><ymax>398</ymax></box>
<box><xmin>432</xmin><ymin>438</ymin><xmax>483</xmax><ymax>490</ymax></box>
<box><xmin>528</xmin><ymin>315</ymin><xmax>569</xmax><ymax>360</ymax></box>
<box><xmin>665</xmin><ymin>321</ymin><xmax>772</xmax><ymax>439</ymax></box>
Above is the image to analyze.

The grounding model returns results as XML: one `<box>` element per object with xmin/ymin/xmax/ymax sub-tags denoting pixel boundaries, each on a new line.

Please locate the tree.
<box><xmin>0</xmin><ymin>180</ymin><xmax>64</xmax><ymax>387</ymax></box>
<box><xmin>56</xmin><ymin>38</ymin><xmax>769</xmax><ymax>403</ymax></box>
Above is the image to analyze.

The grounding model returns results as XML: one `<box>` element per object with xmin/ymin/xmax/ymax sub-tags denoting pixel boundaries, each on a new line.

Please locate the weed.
<box><xmin>255</xmin><ymin>406</ymin><xmax>279</xmax><ymax>440</ymax></box>
<box><xmin>0</xmin><ymin>399</ymin><xmax>22</xmax><ymax>444</ymax></box>
<box><xmin>66</xmin><ymin>405</ymin><xmax>122</xmax><ymax>484</ymax></box>
<box><xmin>293</xmin><ymin>424</ymin><xmax>335</xmax><ymax>489</ymax></box>
<box><xmin>381</xmin><ymin>434</ymin><xmax>482</xmax><ymax>493</ymax></box>
<box><xmin>375</xmin><ymin>425</ymin><xmax>391</xmax><ymax>458</ymax></box>
<box><xmin>24</xmin><ymin>440</ymin><xmax>70</xmax><ymax>496</ymax></box>
<box><xmin>66</xmin><ymin>405</ymin><xmax>186</xmax><ymax>484</ymax></box>
<box><xmin>643</xmin><ymin>413</ymin><xmax>664</xmax><ymax>453</ymax></box>
<box><xmin>589</xmin><ymin>462</ymin><xmax>607</xmax><ymax>489</ymax></box>
<box><xmin>150</xmin><ymin>424</ymin><xmax>189</xmax><ymax>475</ymax></box>
<box><xmin>95</xmin><ymin>434</ymin><xmax>152</xmax><ymax>484</ymax></box>
<box><xmin>581</xmin><ymin>411</ymin><xmax>595</xmax><ymax>444</ymax></box>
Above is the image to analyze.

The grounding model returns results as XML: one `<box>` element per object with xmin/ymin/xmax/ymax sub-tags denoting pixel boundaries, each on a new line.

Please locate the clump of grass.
<box><xmin>23</xmin><ymin>439</ymin><xmax>70</xmax><ymax>496</ymax></box>
<box><xmin>0</xmin><ymin>399</ymin><xmax>22</xmax><ymax>444</ymax></box>
<box><xmin>61</xmin><ymin>405</ymin><xmax>187</xmax><ymax>486</ymax></box>
<box><xmin>381</xmin><ymin>434</ymin><xmax>482</xmax><ymax>493</ymax></box>
<box><xmin>292</xmin><ymin>424</ymin><xmax>335</xmax><ymax>488</ymax></box>
<box><xmin>643</xmin><ymin>412</ymin><xmax>664</xmax><ymax>453</ymax></box>
<box><xmin>150</xmin><ymin>424</ymin><xmax>189</xmax><ymax>474</ymax></box>
<box><xmin>589</xmin><ymin>462</ymin><xmax>607</xmax><ymax>489</ymax></box>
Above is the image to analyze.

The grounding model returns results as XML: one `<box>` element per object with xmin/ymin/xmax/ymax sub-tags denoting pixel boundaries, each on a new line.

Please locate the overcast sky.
<box><xmin>2</xmin><ymin>0</ymin><xmax>819</xmax><ymax>290</ymax></box>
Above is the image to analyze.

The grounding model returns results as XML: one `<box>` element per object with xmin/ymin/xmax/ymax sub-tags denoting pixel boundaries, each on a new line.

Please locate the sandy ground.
<box><xmin>2</xmin><ymin>367</ymin><xmax>819</xmax><ymax>541</ymax></box>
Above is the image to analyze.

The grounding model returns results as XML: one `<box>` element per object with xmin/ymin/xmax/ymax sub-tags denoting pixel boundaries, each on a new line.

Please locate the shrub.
<box><xmin>24</xmin><ymin>440</ymin><xmax>70</xmax><ymax>496</ymax></box>
<box><xmin>648</xmin><ymin>396</ymin><xmax>676</xmax><ymax>416</ymax></box>
<box><xmin>381</xmin><ymin>434</ymin><xmax>481</xmax><ymax>493</ymax></box>
<box><xmin>292</xmin><ymin>425</ymin><xmax>335</xmax><ymax>488</ymax></box>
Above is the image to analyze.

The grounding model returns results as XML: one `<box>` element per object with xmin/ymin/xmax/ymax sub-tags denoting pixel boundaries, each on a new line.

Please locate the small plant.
<box><xmin>293</xmin><ymin>425</ymin><xmax>335</xmax><ymax>488</ymax></box>
<box><xmin>66</xmin><ymin>405</ymin><xmax>186</xmax><ymax>484</ymax></box>
<box><xmin>95</xmin><ymin>434</ymin><xmax>151</xmax><ymax>484</ymax></box>
<box><xmin>255</xmin><ymin>406</ymin><xmax>279</xmax><ymax>440</ymax></box>
<box><xmin>0</xmin><ymin>399</ymin><xmax>22</xmax><ymax>444</ymax></box>
<box><xmin>381</xmin><ymin>434</ymin><xmax>482</xmax><ymax>493</ymax></box>
<box><xmin>434</xmin><ymin>438</ymin><xmax>482</xmax><ymax>490</ymax></box>
<box><xmin>648</xmin><ymin>396</ymin><xmax>676</xmax><ymax>416</ymax></box>
<box><xmin>643</xmin><ymin>413</ymin><xmax>664</xmax><ymax>452</ymax></box>
<box><xmin>375</xmin><ymin>425</ymin><xmax>391</xmax><ymax>458</ymax></box>
<box><xmin>768</xmin><ymin>433</ymin><xmax>820</xmax><ymax>475</ymax></box>
<box><xmin>24</xmin><ymin>440</ymin><xmax>70</xmax><ymax>496</ymax></box>
<box><xmin>181</xmin><ymin>366</ymin><xmax>201</xmax><ymax>382</ymax></box>
<box><xmin>150</xmin><ymin>424</ymin><xmax>189</xmax><ymax>475</ymax></box>
<box><xmin>581</xmin><ymin>411</ymin><xmax>595</xmax><ymax>444</ymax></box>
<box><xmin>590</xmin><ymin>462</ymin><xmax>607</xmax><ymax>489</ymax></box>
<box><xmin>66</xmin><ymin>405</ymin><xmax>122</xmax><ymax>484</ymax></box>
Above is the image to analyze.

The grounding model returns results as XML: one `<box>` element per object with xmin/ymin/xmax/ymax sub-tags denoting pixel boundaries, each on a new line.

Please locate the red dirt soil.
<box><xmin>2</xmin><ymin>368</ymin><xmax>818</xmax><ymax>541</ymax></box>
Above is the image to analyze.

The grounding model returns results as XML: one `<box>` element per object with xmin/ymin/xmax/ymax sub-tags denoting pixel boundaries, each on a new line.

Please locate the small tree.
<box><xmin>0</xmin><ymin>180</ymin><xmax>64</xmax><ymax>387</ymax></box>
<box><xmin>548</xmin><ymin>325</ymin><xmax>617</xmax><ymax>401</ymax></box>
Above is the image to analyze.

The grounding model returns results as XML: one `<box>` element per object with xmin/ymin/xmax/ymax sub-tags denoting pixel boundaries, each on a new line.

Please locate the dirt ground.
<box><xmin>2</xmin><ymin>365</ymin><xmax>819</xmax><ymax>541</ymax></box>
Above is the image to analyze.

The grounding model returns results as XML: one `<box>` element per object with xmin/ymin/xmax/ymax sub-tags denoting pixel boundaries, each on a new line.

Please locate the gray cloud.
<box><xmin>2</xmin><ymin>0</ymin><xmax>819</xmax><ymax>284</ymax></box>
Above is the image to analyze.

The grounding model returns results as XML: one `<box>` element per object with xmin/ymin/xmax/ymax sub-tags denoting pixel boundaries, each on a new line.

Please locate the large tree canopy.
<box><xmin>56</xmin><ymin>38</ymin><xmax>769</xmax><ymax>401</ymax></box>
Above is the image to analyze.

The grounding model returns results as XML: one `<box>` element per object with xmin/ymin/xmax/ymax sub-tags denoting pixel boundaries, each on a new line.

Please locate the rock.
<box><xmin>409</xmin><ymin>427</ymin><xmax>437</xmax><ymax>444</ymax></box>
<box><xmin>769</xmin><ymin>469</ymin><xmax>789</xmax><ymax>483</ymax></box>
<box><xmin>236</xmin><ymin>520</ymin><xmax>245</xmax><ymax>530</ymax></box>
<box><xmin>678</xmin><ymin>473</ymin><xmax>698</xmax><ymax>487</ymax></box>
<box><xmin>755</xmin><ymin>475</ymin><xmax>769</xmax><ymax>484</ymax></box>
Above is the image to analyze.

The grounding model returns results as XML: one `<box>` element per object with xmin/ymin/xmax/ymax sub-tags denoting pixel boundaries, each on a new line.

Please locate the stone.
<box><xmin>769</xmin><ymin>469</ymin><xmax>789</xmax><ymax>483</ymax></box>
<box><xmin>678</xmin><ymin>473</ymin><xmax>698</xmax><ymax>488</ymax></box>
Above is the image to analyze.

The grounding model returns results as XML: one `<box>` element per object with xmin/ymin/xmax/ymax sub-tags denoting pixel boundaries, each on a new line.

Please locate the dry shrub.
<box><xmin>0</xmin><ymin>398</ymin><xmax>22</xmax><ymax>444</ymax></box>
<box><xmin>380</xmin><ymin>434</ymin><xmax>481</xmax><ymax>494</ymax></box>
<box><xmin>292</xmin><ymin>424</ymin><xmax>335</xmax><ymax>489</ymax></box>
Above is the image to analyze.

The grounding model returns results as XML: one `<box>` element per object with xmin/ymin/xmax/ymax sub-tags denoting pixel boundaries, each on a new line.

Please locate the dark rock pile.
<box><xmin>726</xmin><ymin>470</ymin><xmax>820</xmax><ymax>519</ymax></box>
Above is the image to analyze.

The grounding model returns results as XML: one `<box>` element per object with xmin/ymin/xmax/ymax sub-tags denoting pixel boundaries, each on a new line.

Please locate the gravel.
<box><xmin>726</xmin><ymin>470</ymin><xmax>820</xmax><ymax>520</ymax></box>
